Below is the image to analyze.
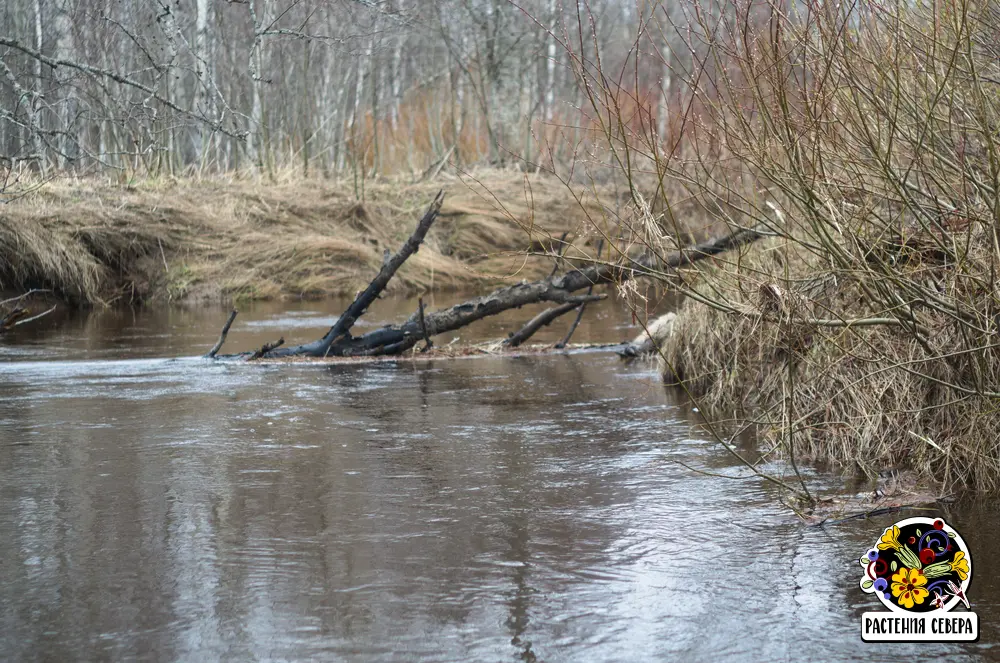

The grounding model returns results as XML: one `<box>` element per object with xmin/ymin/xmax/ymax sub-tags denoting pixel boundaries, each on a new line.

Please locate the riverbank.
<box><xmin>657</xmin><ymin>237</ymin><xmax>1000</xmax><ymax>495</ymax></box>
<box><xmin>0</xmin><ymin>170</ymin><xmax>617</xmax><ymax>306</ymax></box>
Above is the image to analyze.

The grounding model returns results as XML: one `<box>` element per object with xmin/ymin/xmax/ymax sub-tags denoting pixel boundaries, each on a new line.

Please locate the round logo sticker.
<box><xmin>859</xmin><ymin>516</ymin><xmax>971</xmax><ymax>613</ymax></box>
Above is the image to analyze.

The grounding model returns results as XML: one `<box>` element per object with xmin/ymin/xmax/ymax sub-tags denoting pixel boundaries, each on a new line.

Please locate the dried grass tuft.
<box><xmin>0</xmin><ymin>169</ymin><xmax>633</xmax><ymax>304</ymax></box>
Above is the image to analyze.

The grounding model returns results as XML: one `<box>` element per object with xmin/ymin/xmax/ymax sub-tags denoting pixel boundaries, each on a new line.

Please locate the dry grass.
<box><xmin>0</xmin><ymin>168</ymin><xmax>629</xmax><ymax>304</ymax></box>
<box><xmin>548</xmin><ymin>0</ymin><xmax>1000</xmax><ymax>498</ymax></box>
<box><xmin>659</xmin><ymin>239</ymin><xmax>1000</xmax><ymax>493</ymax></box>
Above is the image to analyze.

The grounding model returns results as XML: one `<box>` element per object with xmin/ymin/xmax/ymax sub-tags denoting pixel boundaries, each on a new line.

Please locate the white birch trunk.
<box><xmin>246</xmin><ymin>0</ymin><xmax>268</xmax><ymax>171</ymax></box>
<box><xmin>194</xmin><ymin>0</ymin><xmax>212</xmax><ymax>165</ymax></box>
<box><xmin>53</xmin><ymin>0</ymin><xmax>77</xmax><ymax>168</ymax></box>
<box><xmin>390</xmin><ymin>36</ymin><xmax>402</xmax><ymax>132</ymax></box>
<box><xmin>657</xmin><ymin>43</ymin><xmax>672</xmax><ymax>146</ymax></box>
<box><xmin>32</xmin><ymin>0</ymin><xmax>45</xmax><ymax>171</ymax></box>
<box><xmin>544</xmin><ymin>0</ymin><xmax>557</xmax><ymax>123</ymax></box>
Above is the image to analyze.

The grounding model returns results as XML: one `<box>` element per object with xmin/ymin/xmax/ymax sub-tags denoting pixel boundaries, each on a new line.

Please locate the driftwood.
<box><xmin>618</xmin><ymin>312</ymin><xmax>678</xmax><ymax>358</ymax></box>
<box><xmin>0</xmin><ymin>290</ymin><xmax>55</xmax><ymax>335</ymax></box>
<box><xmin>206</xmin><ymin>193</ymin><xmax>763</xmax><ymax>361</ymax></box>
<box><xmin>207</xmin><ymin>309</ymin><xmax>238</xmax><ymax>358</ymax></box>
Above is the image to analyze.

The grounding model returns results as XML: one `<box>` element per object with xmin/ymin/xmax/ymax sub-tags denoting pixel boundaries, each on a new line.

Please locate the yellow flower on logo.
<box><xmin>891</xmin><ymin>567</ymin><xmax>929</xmax><ymax>609</ymax></box>
<box><xmin>878</xmin><ymin>525</ymin><xmax>902</xmax><ymax>551</ymax></box>
<box><xmin>950</xmin><ymin>551</ymin><xmax>969</xmax><ymax>581</ymax></box>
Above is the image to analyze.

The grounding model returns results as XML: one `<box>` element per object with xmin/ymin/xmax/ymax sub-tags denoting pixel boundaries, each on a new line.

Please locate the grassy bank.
<box><xmin>659</xmin><ymin>236</ymin><xmax>1000</xmax><ymax>494</ymax></box>
<box><xmin>0</xmin><ymin>170</ymin><xmax>618</xmax><ymax>305</ymax></box>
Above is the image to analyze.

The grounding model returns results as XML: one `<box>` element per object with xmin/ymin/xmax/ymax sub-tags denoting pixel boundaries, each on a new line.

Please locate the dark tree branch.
<box><xmin>206</xmin><ymin>309</ymin><xmax>238</xmax><ymax>358</ymax></box>
<box><xmin>0</xmin><ymin>36</ymin><xmax>244</xmax><ymax>138</ymax></box>
<box><xmin>555</xmin><ymin>303</ymin><xmax>587</xmax><ymax>349</ymax></box>
<box><xmin>417</xmin><ymin>297</ymin><xmax>432</xmax><ymax>352</ymax></box>
<box><xmin>547</xmin><ymin>231</ymin><xmax>570</xmax><ymax>279</ymax></box>
<box><xmin>267</xmin><ymin>190</ymin><xmax>444</xmax><ymax>358</ymax></box>
<box><xmin>250</xmin><ymin>337</ymin><xmax>284</xmax><ymax>360</ymax></box>
<box><xmin>504</xmin><ymin>296</ymin><xmax>604</xmax><ymax>348</ymax></box>
<box><xmin>0</xmin><ymin>289</ymin><xmax>50</xmax><ymax>307</ymax></box>
<box><xmin>555</xmin><ymin>239</ymin><xmax>603</xmax><ymax>348</ymax></box>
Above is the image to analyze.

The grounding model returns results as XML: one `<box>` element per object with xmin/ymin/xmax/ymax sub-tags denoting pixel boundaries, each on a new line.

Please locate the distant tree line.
<box><xmin>0</xmin><ymin>0</ymin><xmax>699</xmax><ymax>180</ymax></box>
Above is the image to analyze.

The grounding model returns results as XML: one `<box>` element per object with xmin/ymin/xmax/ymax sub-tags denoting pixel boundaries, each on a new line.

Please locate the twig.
<box><xmin>556</xmin><ymin>239</ymin><xmax>604</xmax><ymax>348</ymax></box>
<box><xmin>0</xmin><ymin>289</ymin><xmax>50</xmax><ymax>307</ymax></box>
<box><xmin>810</xmin><ymin>505</ymin><xmax>919</xmax><ymax>527</ymax></box>
<box><xmin>554</xmin><ymin>303</ymin><xmax>587</xmax><ymax>349</ymax></box>
<box><xmin>0</xmin><ymin>288</ymin><xmax>56</xmax><ymax>334</ymax></box>
<box><xmin>158</xmin><ymin>238</ymin><xmax>169</xmax><ymax>272</ymax></box>
<box><xmin>419</xmin><ymin>145</ymin><xmax>455</xmax><ymax>181</ymax></box>
<box><xmin>418</xmin><ymin>297</ymin><xmax>432</xmax><ymax>352</ymax></box>
<box><xmin>547</xmin><ymin>231</ymin><xmax>571</xmax><ymax>279</ymax></box>
<box><xmin>206</xmin><ymin>309</ymin><xmax>238</xmax><ymax>358</ymax></box>
<box><xmin>10</xmin><ymin>305</ymin><xmax>56</xmax><ymax>329</ymax></box>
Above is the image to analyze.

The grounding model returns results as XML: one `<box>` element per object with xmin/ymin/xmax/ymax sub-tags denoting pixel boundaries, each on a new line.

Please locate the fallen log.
<box><xmin>317</xmin><ymin>226</ymin><xmax>760</xmax><ymax>357</ymax></box>
<box><xmin>266</xmin><ymin>190</ymin><xmax>445</xmax><ymax>358</ymax></box>
<box><xmin>618</xmin><ymin>312</ymin><xmax>678</xmax><ymax>358</ymax></box>
<box><xmin>207</xmin><ymin>194</ymin><xmax>763</xmax><ymax>360</ymax></box>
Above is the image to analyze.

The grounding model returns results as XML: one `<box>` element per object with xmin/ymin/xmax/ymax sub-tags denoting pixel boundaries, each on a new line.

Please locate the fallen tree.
<box><xmin>206</xmin><ymin>194</ymin><xmax>763</xmax><ymax>360</ymax></box>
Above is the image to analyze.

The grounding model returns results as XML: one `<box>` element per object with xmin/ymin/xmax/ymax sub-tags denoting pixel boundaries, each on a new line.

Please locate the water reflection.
<box><xmin>0</xmin><ymin>294</ymin><xmax>639</xmax><ymax>362</ymax></box>
<box><xmin>0</xmin><ymin>306</ymin><xmax>996</xmax><ymax>661</ymax></box>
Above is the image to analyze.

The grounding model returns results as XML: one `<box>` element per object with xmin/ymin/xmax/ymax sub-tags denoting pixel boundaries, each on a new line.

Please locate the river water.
<box><xmin>0</xmin><ymin>298</ymin><xmax>996</xmax><ymax>661</ymax></box>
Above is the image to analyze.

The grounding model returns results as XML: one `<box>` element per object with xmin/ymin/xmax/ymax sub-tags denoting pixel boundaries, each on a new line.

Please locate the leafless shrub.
<box><xmin>551</xmin><ymin>0</ymin><xmax>1000</xmax><ymax>499</ymax></box>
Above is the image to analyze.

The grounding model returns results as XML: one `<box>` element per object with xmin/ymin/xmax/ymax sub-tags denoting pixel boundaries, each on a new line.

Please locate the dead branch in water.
<box><xmin>555</xmin><ymin>239</ymin><xmax>604</xmax><ymax>349</ymax></box>
<box><xmin>0</xmin><ymin>290</ymin><xmax>55</xmax><ymax>334</ymax></box>
<box><xmin>417</xmin><ymin>297</ymin><xmax>432</xmax><ymax>352</ymax></box>
<box><xmin>206</xmin><ymin>309</ymin><xmax>239</xmax><ymax>358</ymax></box>
<box><xmin>250</xmin><ymin>337</ymin><xmax>285</xmax><ymax>360</ymax></box>
<box><xmin>205</xmin><ymin>194</ymin><xmax>763</xmax><ymax>360</ymax></box>
<box><xmin>505</xmin><ymin>296</ymin><xmax>604</xmax><ymax>348</ymax></box>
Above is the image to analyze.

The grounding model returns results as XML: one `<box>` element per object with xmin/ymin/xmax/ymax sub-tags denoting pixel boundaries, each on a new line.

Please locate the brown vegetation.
<box><xmin>0</xmin><ymin>170</ymin><xmax>621</xmax><ymax>305</ymax></box>
<box><xmin>558</xmin><ymin>0</ymin><xmax>1000</xmax><ymax>499</ymax></box>
<box><xmin>659</xmin><ymin>238</ymin><xmax>1000</xmax><ymax>493</ymax></box>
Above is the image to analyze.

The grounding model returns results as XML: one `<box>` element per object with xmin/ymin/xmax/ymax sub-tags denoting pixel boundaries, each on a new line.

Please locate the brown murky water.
<box><xmin>0</xmin><ymin>297</ymin><xmax>997</xmax><ymax>661</ymax></box>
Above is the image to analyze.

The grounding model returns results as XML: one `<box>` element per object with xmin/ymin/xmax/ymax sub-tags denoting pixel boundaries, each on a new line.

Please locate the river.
<box><xmin>0</xmin><ymin>297</ymin><xmax>996</xmax><ymax>661</ymax></box>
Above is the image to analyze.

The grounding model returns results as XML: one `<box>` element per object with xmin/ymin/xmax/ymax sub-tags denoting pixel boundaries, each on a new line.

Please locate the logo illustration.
<box><xmin>859</xmin><ymin>516</ymin><xmax>977</xmax><ymax>642</ymax></box>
